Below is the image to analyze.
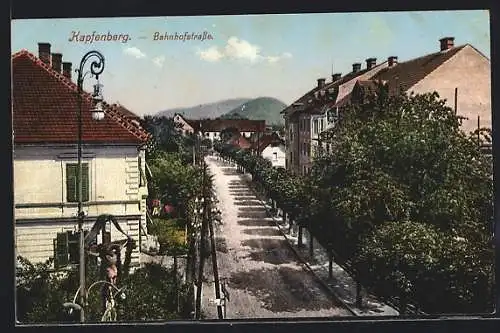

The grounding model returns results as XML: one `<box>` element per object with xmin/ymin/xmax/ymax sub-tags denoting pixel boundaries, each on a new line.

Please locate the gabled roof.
<box><xmin>12</xmin><ymin>50</ymin><xmax>150</xmax><ymax>144</ymax></box>
<box><xmin>335</xmin><ymin>45</ymin><xmax>468</xmax><ymax>107</ymax></box>
<box><xmin>114</xmin><ymin>103</ymin><xmax>140</xmax><ymax>120</ymax></box>
<box><xmin>250</xmin><ymin>132</ymin><xmax>284</xmax><ymax>153</ymax></box>
<box><xmin>371</xmin><ymin>45</ymin><xmax>466</xmax><ymax>95</ymax></box>
<box><xmin>185</xmin><ymin>119</ymin><xmax>266</xmax><ymax>132</ymax></box>
<box><xmin>227</xmin><ymin>133</ymin><xmax>252</xmax><ymax>149</ymax></box>
<box><xmin>283</xmin><ymin>62</ymin><xmax>388</xmax><ymax>118</ymax></box>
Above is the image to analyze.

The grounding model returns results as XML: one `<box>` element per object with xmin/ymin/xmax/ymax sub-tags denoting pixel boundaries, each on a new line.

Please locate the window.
<box><xmin>66</xmin><ymin>163</ymin><xmax>89</xmax><ymax>202</ymax></box>
<box><xmin>302</xmin><ymin>143</ymin><xmax>306</xmax><ymax>155</ymax></box>
<box><xmin>313</xmin><ymin>120</ymin><xmax>318</xmax><ymax>134</ymax></box>
<box><xmin>273</xmin><ymin>152</ymin><xmax>278</xmax><ymax>160</ymax></box>
<box><xmin>320</xmin><ymin>119</ymin><xmax>324</xmax><ymax>132</ymax></box>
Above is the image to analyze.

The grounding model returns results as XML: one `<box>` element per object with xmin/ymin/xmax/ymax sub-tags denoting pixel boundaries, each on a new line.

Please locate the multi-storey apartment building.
<box><xmin>282</xmin><ymin>37</ymin><xmax>491</xmax><ymax>175</ymax></box>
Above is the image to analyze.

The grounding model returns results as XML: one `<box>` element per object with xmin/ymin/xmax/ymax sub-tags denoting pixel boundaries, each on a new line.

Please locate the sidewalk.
<box><xmin>239</xmin><ymin>171</ymin><xmax>399</xmax><ymax>317</ymax></box>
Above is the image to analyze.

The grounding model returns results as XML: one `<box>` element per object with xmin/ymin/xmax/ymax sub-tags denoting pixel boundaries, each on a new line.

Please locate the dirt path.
<box><xmin>200</xmin><ymin>156</ymin><xmax>353</xmax><ymax>319</ymax></box>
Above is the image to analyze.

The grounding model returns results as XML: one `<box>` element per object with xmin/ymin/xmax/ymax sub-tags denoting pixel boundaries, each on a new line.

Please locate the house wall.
<box><xmin>173</xmin><ymin>114</ymin><xmax>194</xmax><ymax>135</ymax></box>
<box><xmin>261</xmin><ymin>144</ymin><xmax>286</xmax><ymax>168</ymax></box>
<box><xmin>298</xmin><ymin>113</ymin><xmax>311</xmax><ymax>175</ymax></box>
<box><xmin>14</xmin><ymin>144</ymin><xmax>148</xmax><ymax>266</ymax></box>
<box><xmin>284</xmin><ymin>115</ymin><xmax>300</xmax><ymax>174</ymax></box>
<box><xmin>409</xmin><ymin>45</ymin><xmax>491</xmax><ymax>134</ymax></box>
<box><xmin>310</xmin><ymin>114</ymin><xmax>326</xmax><ymax>158</ymax></box>
<box><xmin>203</xmin><ymin>131</ymin><xmax>255</xmax><ymax>141</ymax></box>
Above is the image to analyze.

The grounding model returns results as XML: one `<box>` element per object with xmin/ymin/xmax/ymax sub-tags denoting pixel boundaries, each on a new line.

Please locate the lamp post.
<box><xmin>75</xmin><ymin>50</ymin><xmax>106</xmax><ymax>323</ymax></box>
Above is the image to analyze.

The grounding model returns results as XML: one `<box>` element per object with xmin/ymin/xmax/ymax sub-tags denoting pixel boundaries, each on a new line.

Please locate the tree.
<box><xmin>219</xmin><ymin>127</ymin><xmax>240</xmax><ymax>143</ymax></box>
<box><xmin>216</xmin><ymin>84</ymin><xmax>494</xmax><ymax>314</ymax></box>
<box><xmin>310</xmin><ymin>84</ymin><xmax>493</xmax><ymax>313</ymax></box>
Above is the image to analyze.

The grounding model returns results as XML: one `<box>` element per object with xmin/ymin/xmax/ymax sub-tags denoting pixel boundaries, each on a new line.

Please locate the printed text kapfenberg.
<box><xmin>69</xmin><ymin>31</ymin><xmax>130</xmax><ymax>44</ymax></box>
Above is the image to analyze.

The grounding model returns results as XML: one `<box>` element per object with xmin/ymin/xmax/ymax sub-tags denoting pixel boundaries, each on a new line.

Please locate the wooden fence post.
<box><xmin>308</xmin><ymin>232</ymin><xmax>314</xmax><ymax>257</ymax></box>
<box><xmin>298</xmin><ymin>226</ymin><xmax>303</xmax><ymax>247</ymax></box>
<box><xmin>356</xmin><ymin>281</ymin><xmax>363</xmax><ymax>308</ymax></box>
<box><xmin>328</xmin><ymin>250</ymin><xmax>333</xmax><ymax>279</ymax></box>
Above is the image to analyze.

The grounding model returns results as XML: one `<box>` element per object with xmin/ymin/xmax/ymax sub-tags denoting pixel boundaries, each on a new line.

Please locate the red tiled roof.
<box><xmin>12</xmin><ymin>50</ymin><xmax>150</xmax><ymax>144</ymax></box>
<box><xmin>186</xmin><ymin>119</ymin><xmax>266</xmax><ymax>132</ymax></box>
<box><xmin>227</xmin><ymin>134</ymin><xmax>252</xmax><ymax>149</ymax></box>
<box><xmin>371</xmin><ymin>45</ymin><xmax>466</xmax><ymax>95</ymax></box>
<box><xmin>250</xmin><ymin>132</ymin><xmax>284</xmax><ymax>153</ymax></box>
<box><xmin>114</xmin><ymin>103</ymin><xmax>141</xmax><ymax>120</ymax></box>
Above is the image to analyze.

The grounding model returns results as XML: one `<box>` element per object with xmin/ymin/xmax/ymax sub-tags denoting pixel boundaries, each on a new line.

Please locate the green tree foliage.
<box><xmin>315</xmin><ymin>84</ymin><xmax>494</xmax><ymax>313</ymax></box>
<box><xmin>16</xmin><ymin>256</ymin><xmax>185</xmax><ymax>323</ymax></box>
<box><xmin>147</xmin><ymin>151</ymin><xmax>202</xmax><ymax>210</ymax></box>
<box><xmin>215</xmin><ymin>84</ymin><xmax>494</xmax><ymax>314</ymax></box>
<box><xmin>149</xmin><ymin>218</ymin><xmax>188</xmax><ymax>255</ymax></box>
<box><xmin>117</xmin><ymin>263</ymin><xmax>187</xmax><ymax>321</ymax></box>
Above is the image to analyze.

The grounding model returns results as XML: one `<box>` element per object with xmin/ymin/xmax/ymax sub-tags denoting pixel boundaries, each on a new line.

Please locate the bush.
<box><xmin>16</xmin><ymin>256</ymin><xmax>187</xmax><ymax>323</ymax></box>
<box><xmin>149</xmin><ymin>218</ymin><xmax>188</xmax><ymax>255</ymax></box>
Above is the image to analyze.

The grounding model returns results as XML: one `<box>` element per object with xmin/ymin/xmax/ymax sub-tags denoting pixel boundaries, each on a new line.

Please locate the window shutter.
<box><xmin>53</xmin><ymin>239</ymin><xmax>59</xmax><ymax>269</ymax></box>
<box><xmin>66</xmin><ymin>164</ymin><xmax>77</xmax><ymax>202</ymax></box>
<box><xmin>68</xmin><ymin>231</ymin><xmax>79</xmax><ymax>264</ymax></box>
<box><xmin>55</xmin><ymin>232</ymin><xmax>69</xmax><ymax>268</ymax></box>
<box><xmin>66</xmin><ymin>164</ymin><xmax>89</xmax><ymax>202</ymax></box>
<box><xmin>81</xmin><ymin>164</ymin><xmax>89</xmax><ymax>202</ymax></box>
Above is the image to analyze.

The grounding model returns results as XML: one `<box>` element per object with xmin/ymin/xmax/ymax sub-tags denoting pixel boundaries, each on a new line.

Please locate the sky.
<box><xmin>11</xmin><ymin>10</ymin><xmax>490</xmax><ymax>117</ymax></box>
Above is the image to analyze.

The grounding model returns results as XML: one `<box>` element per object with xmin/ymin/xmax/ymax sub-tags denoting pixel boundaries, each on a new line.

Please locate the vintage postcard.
<box><xmin>11</xmin><ymin>10</ymin><xmax>494</xmax><ymax>324</ymax></box>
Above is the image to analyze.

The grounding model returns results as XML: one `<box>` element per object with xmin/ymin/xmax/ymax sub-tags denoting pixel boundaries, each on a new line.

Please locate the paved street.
<box><xmin>200</xmin><ymin>156</ymin><xmax>353</xmax><ymax>319</ymax></box>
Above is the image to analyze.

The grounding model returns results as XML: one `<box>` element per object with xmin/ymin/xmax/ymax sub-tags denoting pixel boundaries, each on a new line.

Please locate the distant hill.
<box><xmin>156</xmin><ymin>98</ymin><xmax>251</xmax><ymax>119</ymax></box>
<box><xmin>222</xmin><ymin>97</ymin><xmax>287</xmax><ymax>125</ymax></box>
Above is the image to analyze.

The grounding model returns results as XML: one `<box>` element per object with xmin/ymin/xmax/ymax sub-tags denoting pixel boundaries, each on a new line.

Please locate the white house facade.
<box><xmin>261</xmin><ymin>144</ymin><xmax>286</xmax><ymax>168</ymax></box>
<box><xmin>12</xmin><ymin>44</ymin><xmax>151</xmax><ymax>267</ymax></box>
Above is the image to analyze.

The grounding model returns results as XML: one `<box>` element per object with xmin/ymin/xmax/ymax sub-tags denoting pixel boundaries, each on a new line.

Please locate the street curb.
<box><xmin>225</xmin><ymin>162</ymin><xmax>359</xmax><ymax>317</ymax></box>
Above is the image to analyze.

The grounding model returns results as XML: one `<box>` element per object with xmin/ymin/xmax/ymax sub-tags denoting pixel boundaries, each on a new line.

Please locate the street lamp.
<box><xmin>75</xmin><ymin>50</ymin><xmax>106</xmax><ymax>323</ymax></box>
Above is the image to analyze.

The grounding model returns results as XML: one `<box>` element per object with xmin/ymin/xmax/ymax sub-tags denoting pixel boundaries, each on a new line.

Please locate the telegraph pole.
<box><xmin>208</xmin><ymin>205</ymin><xmax>223</xmax><ymax>319</ymax></box>
<box><xmin>195</xmin><ymin>163</ymin><xmax>209</xmax><ymax>319</ymax></box>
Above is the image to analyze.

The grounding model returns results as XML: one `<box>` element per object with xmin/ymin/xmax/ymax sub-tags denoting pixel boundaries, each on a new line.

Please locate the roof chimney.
<box><xmin>317</xmin><ymin>78</ymin><xmax>326</xmax><ymax>88</ymax></box>
<box><xmin>62</xmin><ymin>62</ymin><xmax>72</xmax><ymax>80</ymax></box>
<box><xmin>439</xmin><ymin>37</ymin><xmax>455</xmax><ymax>51</ymax></box>
<box><xmin>388</xmin><ymin>56</ymin><xmax>398</xmax><ymax>67</ymax></box>
<box><xmin>332</xmin><ymin>73</ymin><xmax>342</xmax><ymax>82</ymax></box>
<box><xmin>51</xmin><ymin>53</ymin><xmax>62</xmax><ymax>72</ymax></box>
<box><xmin>352</xmin><ymin>63</ymin><xmax>361</xmax><ymax>73</ymax></box>
<box><xmin>38</xmin><ymin>42</ymin><xmax>51</xmax><ymax>65</ymax></box>
<box><xmin>366</xmin><ymin>58</ymin><xmax>377</xmax><ymax>70</ymax></box>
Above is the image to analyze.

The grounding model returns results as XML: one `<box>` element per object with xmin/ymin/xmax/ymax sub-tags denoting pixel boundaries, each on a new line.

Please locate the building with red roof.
<box><xmin>282</xmin><ymin>37</ymin><xmax>491</xmax><ymax>175</ymax></box>
<box><xmin>12</xmin><ymin>42</ymin><xmax>151</xmax><ymax>266</ymax></box>
<box><xmin>250</xmin><ymin>132</ymin><xmax>286</xmax><ymax>168</ymax></box>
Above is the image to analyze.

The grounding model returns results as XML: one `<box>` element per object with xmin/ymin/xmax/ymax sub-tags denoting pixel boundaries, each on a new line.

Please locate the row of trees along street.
<box><xmin>215</xmin><ymin>83</ymin><xmax>494</xmax><ymax>315</ymax></box>
<box><xmin>16</xmin><ymin>117</ymin><xmax>213</xmax><ymax>322</ymax></box>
